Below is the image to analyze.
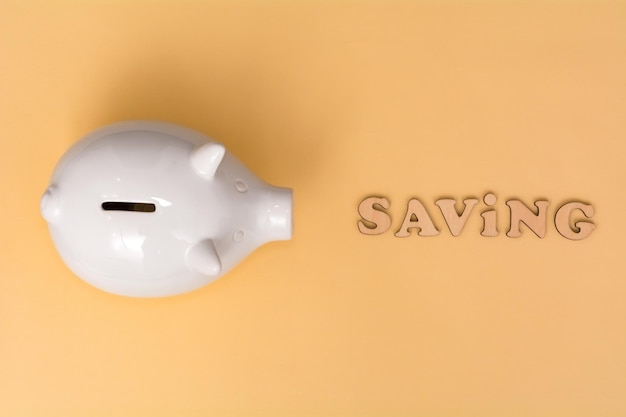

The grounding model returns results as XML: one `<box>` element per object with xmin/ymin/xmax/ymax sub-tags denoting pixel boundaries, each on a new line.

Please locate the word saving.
<box><xmin>357</xmin><ymin>193</ymin><xmax>595</xmax><ymax>240</ymax></box>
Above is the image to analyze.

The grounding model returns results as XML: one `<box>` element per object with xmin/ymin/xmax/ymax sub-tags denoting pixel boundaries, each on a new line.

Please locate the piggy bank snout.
<box><xmin>255</xmin><ymin>186</ymin><xmax>293</xmax><ymax>243</ymax></box>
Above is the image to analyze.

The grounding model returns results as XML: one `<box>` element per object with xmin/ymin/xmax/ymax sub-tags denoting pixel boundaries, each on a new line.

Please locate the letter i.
<box><xmin>481</xmin><ymin>193</ymin><xmax>498</xmax><ymax>237</ymax></box>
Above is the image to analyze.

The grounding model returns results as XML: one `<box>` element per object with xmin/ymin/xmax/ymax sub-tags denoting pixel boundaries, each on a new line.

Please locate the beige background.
<box><xmin>1</xmin><ymin>1</ymin><xmax>625</xmax><ymax>416</ymax></box>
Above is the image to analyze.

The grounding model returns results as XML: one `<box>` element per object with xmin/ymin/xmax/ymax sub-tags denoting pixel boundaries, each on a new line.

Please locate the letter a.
<box><xmin>395</xmin><ymin>199</ymin><xmax>439</xmax><ymax>237</ymax></box>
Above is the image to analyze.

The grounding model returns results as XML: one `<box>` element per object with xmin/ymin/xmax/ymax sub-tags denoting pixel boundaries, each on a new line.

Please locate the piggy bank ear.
<box><xmin>186</xmin><ymin>239</ymin><xmax>222</xmax><ymax>276</ymax></box>
<box><xmin>190</xmin><ymin>142</ymin><xmax>225</xmax><ymax>180</ymax></box>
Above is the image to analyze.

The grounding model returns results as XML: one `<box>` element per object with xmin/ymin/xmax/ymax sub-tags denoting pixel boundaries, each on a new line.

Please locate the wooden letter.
<box><xmin>506</xmin><ymin>199</ymin><xmax>550</xmax><ymax>238</ymax></box>
<box><xmin>554</xmin><ymin>202</ymin><xmax>595</xmax><ymax>240</ymax></box>
<box><xmin>481</xmin><ymin>193</ymin><xmax>498</xmax><ymax>237</ymax></box>
<box><xmin>435</xmin><ymin>198</ymin><xmax>479</xmax><ymax>236</ymax></box>
<box><xmin>357</xmin><ymin>197</ymin><xmax>391</xmax><ymax>235</ymax></box>
<box><xmin>394</xmin><ymin>198</ymin><xmax>440</xmax><ymax>237</ymax></box>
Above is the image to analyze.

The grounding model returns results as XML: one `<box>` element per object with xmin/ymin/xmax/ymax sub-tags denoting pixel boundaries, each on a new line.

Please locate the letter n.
<box><xmin>506</xmin><ymin>199</ymin><xmax>549</xmax><ymax>238</ymax></box>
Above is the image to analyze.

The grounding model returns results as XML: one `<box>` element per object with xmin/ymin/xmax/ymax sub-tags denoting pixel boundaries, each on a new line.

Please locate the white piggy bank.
<box><xmin>41</xmin><ymin>121</ymin><xmax>292</xmax><ymax>297</ymax></box>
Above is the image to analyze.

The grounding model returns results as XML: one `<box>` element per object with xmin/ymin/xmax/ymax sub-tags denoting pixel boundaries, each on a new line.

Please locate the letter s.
<box><xmin>357</xmin><ymin>197</ymin><xmax>391</xmax><ymax>235</ymax></box>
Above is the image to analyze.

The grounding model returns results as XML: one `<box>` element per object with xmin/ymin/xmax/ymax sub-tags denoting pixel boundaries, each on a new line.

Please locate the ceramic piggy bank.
<box><xmin>41</xmin><ymin>121</ymin><xmax>292</xmax><ymax>297</ymax></box>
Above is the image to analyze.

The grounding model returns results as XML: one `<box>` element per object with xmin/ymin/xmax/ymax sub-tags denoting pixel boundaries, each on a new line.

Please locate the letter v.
<box><xmin>435</xmin><ymin>198</ymin><xmax>479</xmax><ymax>237</ymax></box>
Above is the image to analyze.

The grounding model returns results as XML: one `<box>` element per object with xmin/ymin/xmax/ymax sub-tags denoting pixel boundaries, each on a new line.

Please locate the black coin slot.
<box><xmin>102</xmin><ymin>202</ymin><xmax>156</xmax><ymax>212</ymax></box>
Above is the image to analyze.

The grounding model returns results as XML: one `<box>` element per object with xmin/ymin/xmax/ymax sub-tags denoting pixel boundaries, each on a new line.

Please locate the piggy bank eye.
<box><xmin>101</xmin><ymin>202</ymin><xmax>156</xmax><ymax>213</ymax></box>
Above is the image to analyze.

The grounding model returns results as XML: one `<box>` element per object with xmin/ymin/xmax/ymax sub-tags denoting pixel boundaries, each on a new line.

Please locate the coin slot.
<box><xmin>101</xmin><ymin>202</ymin><xmax>156</xmax><ymax>212</ymax></box>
